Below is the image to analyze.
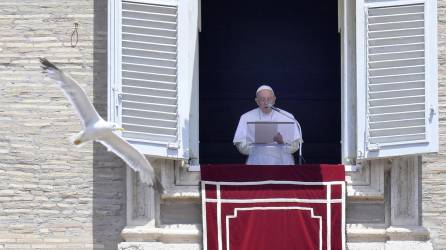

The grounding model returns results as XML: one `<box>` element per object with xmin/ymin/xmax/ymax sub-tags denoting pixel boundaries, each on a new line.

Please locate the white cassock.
<box><xmin>233</xmin><ymin>108</ymin><xmax>302</xmax><ymax>165</ymax></box>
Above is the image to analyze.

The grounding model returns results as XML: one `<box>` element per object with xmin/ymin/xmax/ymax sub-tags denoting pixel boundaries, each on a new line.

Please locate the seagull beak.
<box><xmin>116</xmin><ymin>127</ymin><xmax>125</xmax><ymax>132</ymax></box>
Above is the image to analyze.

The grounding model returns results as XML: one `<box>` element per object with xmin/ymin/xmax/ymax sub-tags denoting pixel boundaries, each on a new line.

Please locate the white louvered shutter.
<box><xmin>356</xmin><ymin>0</ymin><xmax>438</xmax><ymax>160</ymax></box>
<box><xmin>108</xmin><ymin>0</ymin><xmax>199</xmax><ymax>160</ymax></box>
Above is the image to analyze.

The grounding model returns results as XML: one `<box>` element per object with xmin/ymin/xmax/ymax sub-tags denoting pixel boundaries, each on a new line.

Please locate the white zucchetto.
<box><xmin>256</xmin><ymin>85</ymin><xmax>275</xmax><ymax>96</ymax></box>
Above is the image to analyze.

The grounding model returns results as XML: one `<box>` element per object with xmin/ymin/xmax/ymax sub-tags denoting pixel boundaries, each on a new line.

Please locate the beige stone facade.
<box><xmin>0</xmin><ymin>0</ymin><xmax>444</xmax><ymax>249</ymax></box>
<box><xmin>422</xmin><ymin>1</ymin><xmax>446</xmax><ymax>248</ymax></box>
<box><xmin>0</xmin><ymin>0</ymin><xmax>125</xmax><ymax>249</ymax></box>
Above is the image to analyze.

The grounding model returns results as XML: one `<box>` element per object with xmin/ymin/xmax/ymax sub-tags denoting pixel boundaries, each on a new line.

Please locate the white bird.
<box><xmin>40</xmin><ymin>58</ymin><xmax>162</xmax><ymax>191</ymax></box>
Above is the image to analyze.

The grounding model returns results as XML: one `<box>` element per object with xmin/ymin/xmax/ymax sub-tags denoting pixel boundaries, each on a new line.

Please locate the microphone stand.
<box><xmin>269</xmin><ymin>105</ymin><xmax>304</xmax><ymax>165</ymax></box>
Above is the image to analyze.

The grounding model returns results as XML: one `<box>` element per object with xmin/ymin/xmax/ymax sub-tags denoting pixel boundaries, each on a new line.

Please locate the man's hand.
<box><xmin>273</xmin><ymin>133</ymin><xmax>284</xmax><ymax>144</ymax></box>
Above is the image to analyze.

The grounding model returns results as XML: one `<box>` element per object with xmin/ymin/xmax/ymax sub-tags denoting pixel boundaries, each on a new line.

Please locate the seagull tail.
<box><xmin>138</xmin><ymin>171</ymin><xmax>165</xmax><ymax>193</ymax></box>
<box><xmin>154</xmin><ymin>177</ymin><xmax>165</xmax><ymax>193</ymax></box>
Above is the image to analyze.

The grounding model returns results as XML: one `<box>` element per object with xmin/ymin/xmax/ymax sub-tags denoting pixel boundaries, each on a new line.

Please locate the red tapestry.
<box><xmin>201</xmin><ymin>164</ymin><xmax>346</xmax><ymax>250</ymax></box>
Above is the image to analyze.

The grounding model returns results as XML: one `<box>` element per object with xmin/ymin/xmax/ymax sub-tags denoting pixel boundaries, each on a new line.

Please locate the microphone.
<box><xmin>267</xmin><ymin>104</ymin><xmax>304</xmax><ymax>165</ymax></box>
<box><xmin>267</xmin><ymin>103</ymin><xmax>280</xmax><ymax>112</ymax></box>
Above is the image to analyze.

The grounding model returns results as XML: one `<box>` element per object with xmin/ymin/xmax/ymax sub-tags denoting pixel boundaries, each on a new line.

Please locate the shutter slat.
<box><xmin>369</xmin><ymin>58</ymin><xmax>424</xmax><ymax>69</ymax></box>
<box><xmin>369</xmin><ymin>50</ymin><xmax>424</xmax><ymax>57</ymax></box>
<box><xmin>123</xmin><ymin>100</ymin><xmax>177</xmax><ymax>114</ymax></box>
<box><xmin>123</xmin><ymin>92</ymin><xmax>177</xmax><ymax>105</ymax></box>
<box><xmin>369</xmin><ymin>35</ymin><xmax>424</xmax><ymax>46</ymax></box>
<box><xmin>123</xmin><ymin>10</ymin><xmax>176</xmax><ymax>22</ymax></box>
<box><xmin>369</xmin><ymin>81</ymin><xmax>424</xmax><ymax>92</ymax></box>
<box><xmin>368</xmin><ymin>12</ymin><xmax>424</xmax><ymax>24</ymax></box>
<box><xmin>369</xmin><ymin>43</ymin><xmax>424</xmax><ymax>54</ymax></box>
<box><xmin>123</xmin><ymin>33</ymin><xmax>176</xmax><ymax>45</ymax></box>
<box><xmin>369</xmin><ymin>50</ymin><xmax>424</xmax><ymax>61</ymax></box>
<box><xmin>123</xmin><ymin>123</ymin><xmax>177</xmax><ymax>136</ymax></box>
<box><xmin>123</xmin><ymin>78</ymin><xmax>176</xmax><ymax>90</ymax></box>
<box><xmin>123</xmin><ymin>48</ymin><xmax>176</xmax><ymax>60</ymax></box>
<box><xmin>123</xmin><ymin>26</ymin><xmax>176</xmax><ymax>38</ymax></box>
<box><xmin>370</xmin><ymin>133</ymin><xmax>426</xmax><ymax>144</ymax></box>
<box><xmin>122</xmin><ymin>108</ymin><xmax>176</xmax><ymax>121</ymax></box>
<box><xmin>369</xmin><ymin>20</ymin><xmax>424</xmax><ymax>31</ymax></box>
<box><xmin>123</xmin><ymin>114</ymin><xmax>176</xmax><ymax>123</ymax></box>
<box><xmin>122</xmin><ymin>17</ymin><xmax>177</xmax><ymax>30</ymax></box>
<box><xmin>369</xmin><ymin>88</ymin><xmax>424</xmax><ymax>99</ymax></box>
<box><xmin>370</xmin><ymin>118</ymin><xmax>425</xmax><ymax>129</ymax></box>
<box><xmin>369</xmin><ymin>103</ymin><xmax>425</xmax><ymax>115</ymax></box>
<box><xmin>123</xmin><ymin>2</ymin><xmax>177</xmax><ymax>15</ymax></box>
<box><xmin>370</xmin><ymin>110</ymin><xmax>424</xmax><ymax>121</ymax></box>
<box><xmin>123</xmin><ymin>70</ymin><xmax>176</xmax><ymax>83</ymax></box>
<box><xmin>123</xmin><ymin>131</ymin><xmax>176</xmax><ymax>143</ymax></box>
<box><xmin>370</xmin><ymin>126</ymin><xmax>425</xmax><ymax>137</ymax></box>
<box><xmin>369</xmin><ymin>65</ymin><xmax>424</xmax><ymax>76</ymax></box>
<box><xmin>122</xmin><ymin>85</ymin><xmax>177</xmax><ymax>98</ymax></box>
<box><xmin>123</xmin><ymin>116</ymin><xmax>177</xmax><ymax>128</ymax></box>
<box><xmin>369</xmin><ymin>73</ymin><xmax>424</xmax><ymax>84</ymax></box>
<box><xmin>368</xmin><ymin>5</ymin><xmax>424</xmax><ymax>16</ymax></box>
<box><xmin>123</xmin><ymin>40</ymin><xmax>177</xmax><ymax>53</ymax></box>
<box><xmin>123</xmin><ymin>62</ymin><xmax>176</xmax><ymax>75</ymax></box>
<box><xmin>368</xmin><ymin>27</ymin><xmax>424</xmax><ymax>39</ymax></box>
<box><xmin>369</xmin><ymin>96</ymin><xmax>424</xmax><ymax>107</ymax></box>
<box><xmin>123</xmin><ymin>55</ymin><xmax>176</xmax><ymax>68</ymax></box>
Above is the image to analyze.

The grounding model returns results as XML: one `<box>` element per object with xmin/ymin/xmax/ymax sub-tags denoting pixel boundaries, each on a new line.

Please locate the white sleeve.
<box><xmin>284</xmin><ymin>139</ymin><xmax>300</xmax><ymax>154</ymax></box>
<box><xmin>233</xmin><ymin>114</ymin><xmax>246</xmax><ymax>142</ymax></box>
<box><xmin>234</xmin><ymin>141</ymin><xmax>251</xmax><ymax>155</ymax></box>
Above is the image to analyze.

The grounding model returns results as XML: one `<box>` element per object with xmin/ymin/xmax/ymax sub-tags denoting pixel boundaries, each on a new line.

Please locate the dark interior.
<box><xmin>199</xmin><ymin>1</ymin><xmax>341</xmax><ymax>164</ymax></box>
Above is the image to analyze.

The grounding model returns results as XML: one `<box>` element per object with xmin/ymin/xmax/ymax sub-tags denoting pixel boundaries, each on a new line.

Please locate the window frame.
<box><xmin>107</xmin><ymin>0</ymin><xmax>200</xmax><ymax>162</ymax></box>
<box><xmin>354</xmin><ymin>0</ymin><xmax>438</xmax><ymax>161</ymax></box>
<box><xmin>108</xmin><ymin>0</ymin><xmax>438</xmax><ymax>167</ymax></box>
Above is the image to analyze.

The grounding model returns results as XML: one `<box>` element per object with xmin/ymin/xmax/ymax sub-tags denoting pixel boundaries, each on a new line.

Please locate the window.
<box><xmin>352</xmin><ymin>0</ymin><xmax>438</xmax><ymax>161</ymax></box>
<box><xmin>108</xmin><ymin>0</ymin><xmax>199</xmax><ymax>163</ymax></box>
<box><xmin>108</xmin><ymin>0</ymin><xmax>438</xmax><ymax>167</ymax></box>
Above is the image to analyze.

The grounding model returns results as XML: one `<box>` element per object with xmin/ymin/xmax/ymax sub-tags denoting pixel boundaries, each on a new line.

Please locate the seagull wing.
<box><xmin>98</xmin><ymin>132</ymin><xmax>161</xmax><ymax>189</ymax></box>
<box><xmin>40</xmin><ymin>58</ymin><xmax>101</xmax><ymax>126</ymax></box>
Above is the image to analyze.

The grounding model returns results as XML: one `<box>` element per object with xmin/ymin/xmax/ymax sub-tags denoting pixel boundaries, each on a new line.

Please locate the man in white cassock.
<box><xmin>233</xmin><ymin>85</ymin><xmax>302</xmax><ymax>165</ymax></box>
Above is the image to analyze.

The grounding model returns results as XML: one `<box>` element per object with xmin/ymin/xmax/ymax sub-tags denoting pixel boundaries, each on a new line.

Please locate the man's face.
<box><xmin>255</xmin><ymin>89</ymin><xmax>276</xmax><ymax>113</ymax></box>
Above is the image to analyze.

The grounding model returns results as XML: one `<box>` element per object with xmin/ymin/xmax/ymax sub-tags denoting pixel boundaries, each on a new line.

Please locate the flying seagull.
<box><xmin>40</xmin><ymin>58</ymin><xmax>162</xmax><ymax>190</ymax></box>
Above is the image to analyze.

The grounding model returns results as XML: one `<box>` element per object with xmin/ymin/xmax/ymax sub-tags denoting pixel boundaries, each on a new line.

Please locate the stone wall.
<box><xmin>0</xmin><ymin>0</ymin><xmax>127</xmax><ymax>249</ymax></box>
<box><xmin>0</xmin><ymin>0</ymin><xmax>445</xmax><ymax>249</ymax></box>
<box><xmin>422</xmin><ymin>0</ymin><xmax>446</xmax><ymax>249</ymax></box>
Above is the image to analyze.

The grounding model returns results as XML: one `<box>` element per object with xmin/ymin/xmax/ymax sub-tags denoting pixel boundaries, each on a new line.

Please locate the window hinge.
<box><xmin>112</xmin><ymin>88</ymin><xmax>122</xmax><ymax>100</ymax></box>
<box><xmin>113</xmin><ymin>89</ymin><xmax>122</xmax><ymax>121</ymax></box>
<box><xmin>167</xmin><ymin>142</ymin><xmax>179</xmax><ymax>149</ymax></box>
<box><xmin>429</xmin><ymin>106</ymin><xmax>436</xmax><ymax>122</ymax></box>
<box><xmin>181</xmin><ymin>158</ymin><xmax>200</xmax><ymax>171</ymax></box>
<box><xmin>367</xmin><ymin>143</ymin><xmax>380</xmax><ymax>151</ymax></box>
